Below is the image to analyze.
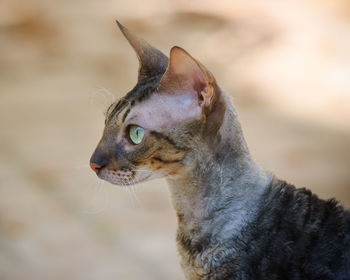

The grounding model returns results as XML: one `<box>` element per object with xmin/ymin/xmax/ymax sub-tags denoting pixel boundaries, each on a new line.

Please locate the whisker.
<box><xmin>129</xmin><ymin>180</ymin><xmax>140</xmax><ymax>203</ymax></box>
<box><xmin>117</xmin><ymin>96</ymin><xmax>132</xmax><ymax>106</ymax></box>
<box><xmin>97</xmin><ymin>87</ymin><xmax>115</xmax><ymax>103</ymax></box>
<box><xmin>90</xmin><ymin>87</ymin><xmax>115</xmax><ymax>106</ymax></box>
<box><xmin>124</xmin><ymin>175</ymin><xmax>139</xmax><ymax>203</ymax></box>
<box><xmin>84</xmin><ymin>180</ymin><xmax>110</xmax><ymax>214</ymax></box>
<box><xmin>133</xmin><ymin>169</ymin><xmax>153</xmax><ymax>173</ymax></box>
<box><xmin>122</xmin><ymin>178</ymin><xmax>139</xmax><ymax>206</ymax></box>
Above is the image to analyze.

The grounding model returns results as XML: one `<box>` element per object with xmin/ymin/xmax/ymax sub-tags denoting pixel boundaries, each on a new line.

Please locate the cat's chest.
<box><xmin>176</xmin><ymin>226</ymin><xmax>243</xmax><ymax>280</ymax></box>
<box><xmin>178</xmin><ymin>240</ymin><xmax>242</xmax><ymax>280</ymax></box>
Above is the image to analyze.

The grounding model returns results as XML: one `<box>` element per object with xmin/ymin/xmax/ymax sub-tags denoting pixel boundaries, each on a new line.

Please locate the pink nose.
<box><xmin>90</xmin><ymin>162</ymin><xmax>102</xmax><ymax>173</ymax></box>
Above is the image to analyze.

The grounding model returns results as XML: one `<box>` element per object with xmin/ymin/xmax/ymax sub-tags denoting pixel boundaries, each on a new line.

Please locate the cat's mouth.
<box><xmin>97</xmin><ymin>167</ymin><xmax>154</xmax><ymax>186</ymax></box>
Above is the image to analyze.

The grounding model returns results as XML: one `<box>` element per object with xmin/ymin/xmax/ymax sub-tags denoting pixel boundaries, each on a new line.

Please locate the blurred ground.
<box><xmin>0</xmin><ymin>0</ymin><xmax>349</xmax><ymax>279</ymax></box>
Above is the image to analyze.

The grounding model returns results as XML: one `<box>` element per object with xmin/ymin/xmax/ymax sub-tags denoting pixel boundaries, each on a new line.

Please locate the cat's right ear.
<box><xmin>116</xmin><ymin>20</ymin><xmax>168</xmax><ymax>83</ymax></box>
<box><xmin>157</xmin><ymin>46</ymin><xmax>216</xmax><ymax>111</ymax></box>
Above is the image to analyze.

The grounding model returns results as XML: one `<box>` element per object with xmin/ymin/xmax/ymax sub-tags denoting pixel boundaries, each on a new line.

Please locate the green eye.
<box><xmin>129</xmin><ymin>125</ymin><xmax>144</xmax><ymax>145</ymax></box>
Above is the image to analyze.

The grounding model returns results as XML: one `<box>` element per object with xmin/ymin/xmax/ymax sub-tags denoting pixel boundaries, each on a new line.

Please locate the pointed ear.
<box><xmin>157</xmin><ymin>46</ymin><xmax>215</xmax><ymax>108</ymax></box>
<box><xmin>116</xmin><ymin>20</ymin><xmax>168</xmax><ymax>82</ymax></box>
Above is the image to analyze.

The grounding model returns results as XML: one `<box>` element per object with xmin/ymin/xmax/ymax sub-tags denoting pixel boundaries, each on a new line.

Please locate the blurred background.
<box><xmin>0</xmin><ymin>0</ymin><xmax>349</xmax><ymax>279</ymax></box>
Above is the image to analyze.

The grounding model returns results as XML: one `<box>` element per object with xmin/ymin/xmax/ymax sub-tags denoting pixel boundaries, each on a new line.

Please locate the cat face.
<box><xmin>91</xmin><ymin>85</ymin><xmax>196</xmax><ymax>185</ymax></box>
<box><xmin>90</xmin><ymin>22</ymin><xmax>223</xmax><ymax>186</ymax></box>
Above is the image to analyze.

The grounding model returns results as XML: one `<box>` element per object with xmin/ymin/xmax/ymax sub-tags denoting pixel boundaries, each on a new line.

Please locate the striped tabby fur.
<box><xmin>90</xmin><ymin>22</ymin><xmax>350</xmax><ymax>279</ymax></box>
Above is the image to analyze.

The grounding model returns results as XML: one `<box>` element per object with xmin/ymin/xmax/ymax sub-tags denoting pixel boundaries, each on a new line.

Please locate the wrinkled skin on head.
<box><xmin>90</xmin><ymin>22</ymin><xmax>225</xmax><ymax>186</ymax></box>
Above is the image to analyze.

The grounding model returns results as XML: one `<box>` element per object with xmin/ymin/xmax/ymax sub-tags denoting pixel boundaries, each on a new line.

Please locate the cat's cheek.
<box><xmin>137</xmin><ymin>170</ymin><xmax>164</xmax><ymax>183</ymax></box>
<box><xmin>155</xmin><ymin>164</ymin><xmax>185</xmax><ymax>179</ymax></box>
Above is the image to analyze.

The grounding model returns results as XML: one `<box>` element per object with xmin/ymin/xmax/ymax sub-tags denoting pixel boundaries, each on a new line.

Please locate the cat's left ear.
<box><xmin>158</xmin><ymin>46</ymin><xmax>216</xmax><ymax>109</ymax></box>
<box><xmin>116</xmin><ymin>20</ymin><xmax>168</xmax><ymax>83</ymax></box>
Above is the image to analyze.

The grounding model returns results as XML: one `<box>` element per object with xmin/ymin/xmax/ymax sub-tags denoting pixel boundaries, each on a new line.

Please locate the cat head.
<box><xmin>90</xmin><ymin>21</ymin><xmax>226</xmax><ymax>185</ymax></box>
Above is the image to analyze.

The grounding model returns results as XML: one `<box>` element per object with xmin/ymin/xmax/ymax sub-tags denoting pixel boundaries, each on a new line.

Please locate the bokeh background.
<box><xmin>1</xmin><ymin>0</ymin><xmax>349</xmax><ymax>279</ymax></box>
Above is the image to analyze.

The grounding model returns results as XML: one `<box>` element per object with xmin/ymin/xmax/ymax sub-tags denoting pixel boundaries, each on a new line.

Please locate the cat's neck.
<box><xmin>167</xmin><ymin>91</ymin><xmax>272</xmax><ymax>240</ymax></box>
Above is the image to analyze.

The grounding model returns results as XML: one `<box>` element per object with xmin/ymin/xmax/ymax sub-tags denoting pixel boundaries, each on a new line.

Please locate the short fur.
<box><xmin>90</xmin><ymin>22</ymin><xmax>350</xmax><ymax>279</ymax></box>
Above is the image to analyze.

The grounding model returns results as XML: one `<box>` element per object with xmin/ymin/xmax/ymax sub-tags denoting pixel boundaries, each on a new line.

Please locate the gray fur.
<box><xmin>90</xmin><ymin>24</ymin><xmax>350</xmax><ymax>280</ymax></box>
<box><xmin>167</xmin><ymin>89</ymin><xmax>273</xmax><ymax>279</ymax></box>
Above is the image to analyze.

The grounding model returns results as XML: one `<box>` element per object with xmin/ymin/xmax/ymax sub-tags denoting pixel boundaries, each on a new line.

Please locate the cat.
<box><xmin>90</xmin><ymin>21</ymin><xmax>350</xmax><ymax>280</ymax></box>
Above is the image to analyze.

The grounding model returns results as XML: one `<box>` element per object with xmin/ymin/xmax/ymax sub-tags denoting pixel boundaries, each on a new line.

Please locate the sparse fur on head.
<box><xmin>90</xmin><ymin>22</ymin><xmax>350</xmax><ymax>280</ymax></box>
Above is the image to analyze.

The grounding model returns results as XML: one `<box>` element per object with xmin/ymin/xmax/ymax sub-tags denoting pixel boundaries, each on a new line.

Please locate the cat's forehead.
<box><xmin>105</xmin><ymin>87</ymin><xmax>201</xmax><ymax>133</ymax></box>
<box><xmin>125</xmin><ymin>91</ymin><xmax>201</xmax><ymax>130</ymax></box>
<box><xmin>105</xmin><ymin>76</ymin><xmax>161</xmax><ymax>121</ymax></box>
